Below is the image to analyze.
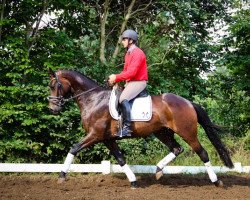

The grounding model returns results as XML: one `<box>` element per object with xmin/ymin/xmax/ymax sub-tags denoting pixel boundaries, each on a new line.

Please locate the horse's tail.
<box><xmin>192</xmin><ymin>102</ymin><xmax>234</xmax><ymax>168</ymax></box>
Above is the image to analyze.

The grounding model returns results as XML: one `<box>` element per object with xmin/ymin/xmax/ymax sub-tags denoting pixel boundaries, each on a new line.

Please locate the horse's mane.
<box><xmin>59</xmin><ymin>69</ymin><xmax>107</xmax><ymax>90</ymax></box>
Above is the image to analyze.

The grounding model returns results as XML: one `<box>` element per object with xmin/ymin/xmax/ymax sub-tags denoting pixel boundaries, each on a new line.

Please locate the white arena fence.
<box><xmin>0</xmin><ymin>162</ymin><xmax>249</xmax><ymax>174</ymax></box>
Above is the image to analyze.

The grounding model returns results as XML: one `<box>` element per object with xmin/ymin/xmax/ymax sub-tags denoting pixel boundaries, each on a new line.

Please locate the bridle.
<box><xmin>47</xmin><ymin>74</ymin><xmax>99</xmax><ymax>108</ymax></box>
<box><xmin>47</xmin><ymin>74</ymin><xmax>66</xmax><ymax>108</ymax></box>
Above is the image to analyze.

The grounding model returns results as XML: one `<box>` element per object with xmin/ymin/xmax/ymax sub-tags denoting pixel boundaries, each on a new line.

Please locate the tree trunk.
<box><xmin>99</xmin><ymin>0</ymin><xmax>110</xmax><ymax>65</ymax></box>
<box><xmin>28</xmin><ymin>0</ymin><xmax>49</xmax><ymax>53</ymax></box>
<box><xmin>112</xmin><ymin>0</ymin><xmax>136</xmax><ymax>61</ymax></box>
<box><xmin>0</xmin><ymin>0</ymin><xmax>6</xmax><ymax>43</ymax></box>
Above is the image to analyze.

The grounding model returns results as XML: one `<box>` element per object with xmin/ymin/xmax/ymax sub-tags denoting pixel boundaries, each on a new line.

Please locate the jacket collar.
<box><xmin>127</xmin><ymin>44</ymin><xmax>137</xmax><ymax>54</ymax></box>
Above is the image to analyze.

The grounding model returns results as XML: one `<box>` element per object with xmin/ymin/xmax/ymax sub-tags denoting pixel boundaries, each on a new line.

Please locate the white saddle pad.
<box><xmin>109</xmin><ymin>88</ymin><xmax>152</xmax><ymax>121</ymax></box>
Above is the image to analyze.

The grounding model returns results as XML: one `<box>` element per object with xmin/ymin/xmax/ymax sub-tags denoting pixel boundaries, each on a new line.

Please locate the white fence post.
<box><xmin>234</xmin><ymin>162</ymin><xmax>242</xmax><ymax>173</ymax></box>
<box><xmin>101</xmin><ymin>160</ymin><xmax>111</xmax><ymax>174</ymax></box>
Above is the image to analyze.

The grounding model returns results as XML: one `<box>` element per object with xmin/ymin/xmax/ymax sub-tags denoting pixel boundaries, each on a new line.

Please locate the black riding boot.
<box><xmin>118</xmin><ymin>100</ymin><xmax>132</xmax><ymax>137</ymax></box>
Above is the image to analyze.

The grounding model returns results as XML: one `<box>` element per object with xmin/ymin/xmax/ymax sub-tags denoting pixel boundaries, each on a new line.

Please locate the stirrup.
<box><xmin>117</xmin><ymin>127</ymin><xmax>132</xmax><ymax>137</ymax></box>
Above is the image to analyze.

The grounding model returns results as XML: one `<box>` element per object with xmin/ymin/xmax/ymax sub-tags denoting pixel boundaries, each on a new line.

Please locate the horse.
<box><xmin>47</xmin><ymin>68</ymin><xmax>234</xmax><ymax>188</ymax></box>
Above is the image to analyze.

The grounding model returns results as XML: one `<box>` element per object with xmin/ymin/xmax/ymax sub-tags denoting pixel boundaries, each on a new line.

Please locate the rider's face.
<box><xmin>121</xmin><ymin>38</ymin><xmax>132</xmax><ymax>48</ymax></box>
<box><xmin>121</xmin><ymin>38</ymin><xmax>129</xmax><ymax>48</ymax></box>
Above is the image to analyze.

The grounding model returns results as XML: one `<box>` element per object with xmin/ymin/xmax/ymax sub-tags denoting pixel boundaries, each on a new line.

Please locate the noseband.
<box><xmin>47</xmin><ymin>74</ymin><xmax>99</xmax><ymax>108</ymax></box>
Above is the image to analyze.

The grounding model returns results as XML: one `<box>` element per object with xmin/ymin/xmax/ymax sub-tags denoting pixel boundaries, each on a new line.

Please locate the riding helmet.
<box><xmin>121</xmin><ymin>29</ymin><xmax>138</xmax><ymax>42</ymax></box>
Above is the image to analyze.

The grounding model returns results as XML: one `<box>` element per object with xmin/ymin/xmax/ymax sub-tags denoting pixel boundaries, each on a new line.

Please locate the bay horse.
<box><xmin>48</xmin><ymin>68</ymin><xmax>233</xmax><ymax>188</ymax></box>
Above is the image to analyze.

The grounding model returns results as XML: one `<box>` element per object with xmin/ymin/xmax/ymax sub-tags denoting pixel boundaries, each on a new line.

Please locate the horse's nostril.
<box><xmin>49</xmin><ymin>108</ymin><xmax>54</xmax><ymax>113</ymax></box>
<box><xmin>49</xmin><ymin>107</ymin><xmax>61</xmax><ymax>115</ymax></box>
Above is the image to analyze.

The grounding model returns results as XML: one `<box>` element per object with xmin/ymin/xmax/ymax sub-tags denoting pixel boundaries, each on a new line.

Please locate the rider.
<box><xmin>108</xmin><ymin>29</ymin><xmax>148</xmax><ymax>137</ymax></box>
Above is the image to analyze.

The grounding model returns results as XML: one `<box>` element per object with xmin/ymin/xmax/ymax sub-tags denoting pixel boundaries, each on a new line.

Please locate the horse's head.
<box><xmin>47</xmin><ymin>68</ymin><xmax>71</xmax><ymax>114</ymax></box>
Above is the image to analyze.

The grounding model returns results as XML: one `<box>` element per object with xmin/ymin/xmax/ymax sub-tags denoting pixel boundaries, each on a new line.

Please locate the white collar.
<box><xmin>127</xmin><ymin>44</ymin><xmax>137</xmax><ymax>54</ymax></box>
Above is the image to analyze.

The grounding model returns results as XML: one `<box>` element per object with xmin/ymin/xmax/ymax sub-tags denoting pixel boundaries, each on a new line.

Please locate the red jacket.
<box><xmin>115</xmin><ymin>47</ymin><xmax>148</xmax><ymax>83</ymax></box>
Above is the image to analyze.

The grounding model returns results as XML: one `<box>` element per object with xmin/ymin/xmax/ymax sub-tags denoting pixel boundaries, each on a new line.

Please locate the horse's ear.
<box><xmin>48</xmin><ymin>68</ymin><xmax>55</xmax><ymax>78</ymax></box>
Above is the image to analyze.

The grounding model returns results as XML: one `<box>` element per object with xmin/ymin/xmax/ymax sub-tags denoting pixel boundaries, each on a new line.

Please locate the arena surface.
<box><xmin>0</xmin><ymin>173</ymin><xmax>249</xmax><ymax>200</ymax></box>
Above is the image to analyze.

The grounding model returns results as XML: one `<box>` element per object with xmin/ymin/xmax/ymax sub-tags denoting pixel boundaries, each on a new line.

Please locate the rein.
<box><xmin>48</xmin><ymin>74</ymin><xmax>100</xmax><ymax>107</ymax></box>
<box><xmin>64</xmin><ymin>86</ymin><xmax>99</xmax><ymax>102</ymax></box>
<box><xmin>48</xmin><ymin>86</ymin><xmax>99</xmax><ymax>107</ymax></box>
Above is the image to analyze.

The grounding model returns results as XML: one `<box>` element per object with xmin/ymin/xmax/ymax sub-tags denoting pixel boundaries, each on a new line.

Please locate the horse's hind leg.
<box><xmin>104</xmin><ymin>140</ymin><xmax>137</xmax><ymax>188</ymax></box>
<box><xmin>154</xmin><ymin>130</ymin><xmax>184</xmax><ymax>180</ymax></box>
<box><xmin>181</xmin><ymin>134</ymin><xmax>223</xmax><ymax>187</ymax></box>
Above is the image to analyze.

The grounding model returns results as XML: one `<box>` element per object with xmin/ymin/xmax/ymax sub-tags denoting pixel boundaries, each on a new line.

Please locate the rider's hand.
<box><xmin>108</xmin><ymin>74</ymin><xmax>116</xmax><ymax>86</ymax></box>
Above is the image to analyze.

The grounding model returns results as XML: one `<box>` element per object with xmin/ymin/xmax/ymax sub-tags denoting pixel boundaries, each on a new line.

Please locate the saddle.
<box><xmin>109</xmin><ymin>85</ymin><xmax>152</xmax><ymax>121</ymax></box>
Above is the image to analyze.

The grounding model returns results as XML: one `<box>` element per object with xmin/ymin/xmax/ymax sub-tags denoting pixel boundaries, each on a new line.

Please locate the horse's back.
<box><xmin>162</xmin><ymin>93</ymin><xmax>193</xmax><ymax>108</ymax></box>
<box><xmin>152</xmin><ymin>93</ymin><xmax>193</xmax><ymax>110</ymax></box>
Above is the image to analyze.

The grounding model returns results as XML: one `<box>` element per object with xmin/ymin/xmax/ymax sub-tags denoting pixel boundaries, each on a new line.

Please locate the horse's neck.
<box><xmin>60</xmin><ymin>70</ymin><xmax>111</xmax><ymax>121</ymax></box>
<box><xmin>78</xmin><ymin>90</ymin><xmax>111</xmax><ymax>123</ymax></box>
<box><xmin>62</xmin><ymin>71</ymin><xmax>98</xmax><ymax>92</ymax></box>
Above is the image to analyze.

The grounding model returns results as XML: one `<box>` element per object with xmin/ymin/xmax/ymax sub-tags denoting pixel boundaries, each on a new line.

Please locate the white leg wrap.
<box><xmin>157</xmin><ymin>152</ymin><xmax>176</xmax><ymax>169</ymax></box>
<box><xmin>205</xmin><ymin>161</ymin><xmax>218</xmax><ymax>183</ymax></box>
<box><xmin>62</xmin><ymin>153</ymin><xmax>75</xmax><ymax>173</ymax></box>
<box><xmin>122</xmin><ymin>164</ymin><xmax>136</xmax><ymax>182</ymax></box>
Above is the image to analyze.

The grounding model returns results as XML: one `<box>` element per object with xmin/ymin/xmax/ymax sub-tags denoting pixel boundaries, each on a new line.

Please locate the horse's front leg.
<box><xmin>104</xmin><ymin>140</ymin><xmax>137</xmax><ymax>189</ymax></box>
<box><xmin>58</xmin><ymin>133</ymin><xmax>96</xmax><ymax>183</ymax></box>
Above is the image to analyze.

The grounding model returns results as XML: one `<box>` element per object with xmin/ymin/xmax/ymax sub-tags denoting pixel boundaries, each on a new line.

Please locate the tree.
<box><xmin>0</xmin><ymin>0</ymin><xmax>238</xmax><ymax>163</ymax></box>
<box><xmin>205</xmin><ymin>3</ymin><xmax>250</xmax><ymax>137</ymax></box>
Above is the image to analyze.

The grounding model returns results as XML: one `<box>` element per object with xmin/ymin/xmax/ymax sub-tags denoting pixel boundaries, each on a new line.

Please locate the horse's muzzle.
<box><xmin>47</xmin><ymin>96</ymin><xmax>63</xmax><ymax>115</ymax></box>
<box><xmin>49</xmin><ymin>107</ymin><xmax>61</xmax><ymax>115</ymax></box>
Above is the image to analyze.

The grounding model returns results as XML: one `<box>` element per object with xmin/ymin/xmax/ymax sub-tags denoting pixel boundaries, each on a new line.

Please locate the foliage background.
<box><xmin>0</xmin><ymin>0</ymin><xmax>249</xmax><ymax>166</ymax></box>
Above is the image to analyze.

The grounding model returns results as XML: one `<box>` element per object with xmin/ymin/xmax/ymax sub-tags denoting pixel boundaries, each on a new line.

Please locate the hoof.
<box><xmin>155</xmin><ymin>167</ymin><xmax>163</xmax><ymax>180</ymax></box>
<box><xmin>156</xmin><ymin>170</ymin><xmax>163</xmax><ymax>180</ymax></box>
<box><xmin>57</xmin><ymin>177</ymin><xmax>66</xmax><ymax>184</ymax></box>
<box><xmin>58</xmin><ymin>171</ymin><xmax>67</xmax><ymax>184</ymax></box>
<box><xmin>214</xmin><ymin>180</ymin><xmax>224</xmax><ymax>187</ymax></box>
<box><xmin>130</xmin><ymin>181</ymin><xmax>138</xmax><ymax>189</ymax></box>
